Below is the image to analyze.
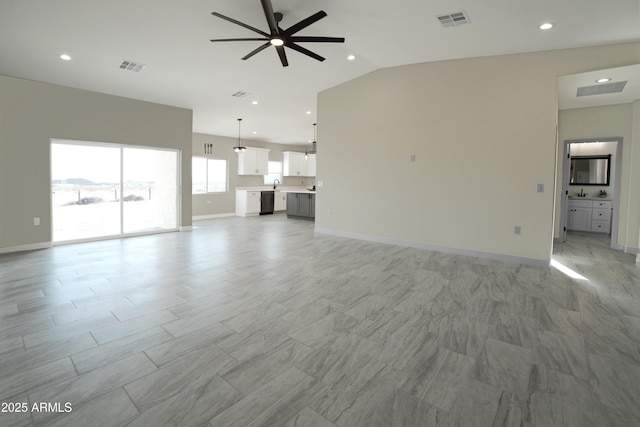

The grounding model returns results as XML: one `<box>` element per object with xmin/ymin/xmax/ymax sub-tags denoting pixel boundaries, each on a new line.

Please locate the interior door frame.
<box><xmin>559</xmin><ymin>137</ymin><xmax>623</xmax><ymax>249</ymax></box>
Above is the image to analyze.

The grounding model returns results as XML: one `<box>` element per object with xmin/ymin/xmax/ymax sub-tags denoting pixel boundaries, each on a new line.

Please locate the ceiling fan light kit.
<box><xmin>210</xmin><ymin>0</ymin><xmax>345</xmax><ymax>67</ymax></box>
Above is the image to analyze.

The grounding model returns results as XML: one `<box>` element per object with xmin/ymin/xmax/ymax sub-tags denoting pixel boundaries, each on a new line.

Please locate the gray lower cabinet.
<box><xmin>286</xmin><ymin>193</ymin><xmax>315</xmax><ymax>220</ymax></box>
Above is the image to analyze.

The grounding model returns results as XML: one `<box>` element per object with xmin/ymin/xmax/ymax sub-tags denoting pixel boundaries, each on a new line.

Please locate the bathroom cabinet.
<box><xmin>567</xmin><ymin>199</ymin><xmax>611</xmax><ymax>233</ymax></box>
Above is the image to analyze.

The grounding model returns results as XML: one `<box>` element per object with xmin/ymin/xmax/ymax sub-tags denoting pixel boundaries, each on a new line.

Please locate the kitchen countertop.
<box><xmin>236</xmin><ymin>186</ymin><xmax>314</xmax><ymax>193</ymax></box>
<box><xmin>277</xmin><ymin>189</ymin><xmax>315</xmax><ymax>194</ymax></box>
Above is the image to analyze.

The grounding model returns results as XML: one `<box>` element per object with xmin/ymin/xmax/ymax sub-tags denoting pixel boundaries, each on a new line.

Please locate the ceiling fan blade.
<box><xmin>242</xmin><ymin>42</ymin><xmax>271</xmax><ymax>60</ymax></box>
<box><xmin>276</xmin><ymin>45</ymin><xmax>289</xmax><ymax>67</ymax></box>
<box><xmin>284</xmin><ymin>10</ymin><xmax>327</xmax><ymax>36</ymax></box>
<box><xmin>260</xmin><ymin>0</ymin><xmax>280</xmax><ymax>35</ymax></box>
<box><xmin>284</xmin><ymin>11</ymin><xmax>327</xmax><ymax>35</ymax></box>
<box><xmin>287</xmin><ymin>43</ymin><xmax>325</xmax><ymax>62</ymax></box>
<box><xmin>212</xmin><ymin>12</ymin><xmax>269</xmax><ymax>37</ymax></box>
<box><xmin>290</xmin><ymin>36</ymin><xmax>345</xmax><ymax>43</ymax></box>
<box><xmin>210</xmin><ymin>38</ymin><xmax>269</xmax><ymax>42</ymax></box>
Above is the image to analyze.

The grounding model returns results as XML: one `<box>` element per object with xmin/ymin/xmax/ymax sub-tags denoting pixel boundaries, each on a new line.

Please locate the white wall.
<box><xmin>0</xmin><ymin>75</ymin><xmax>193</xmax><ymax>250</ymax></box>
<box><xmin>316</xmin><ymin>42</ymin><xmax>640</xmax><ymax>264</ymax></box>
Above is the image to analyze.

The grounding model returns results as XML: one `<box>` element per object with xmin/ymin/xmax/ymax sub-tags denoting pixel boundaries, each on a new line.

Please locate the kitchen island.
<box><xmin>279</xmin><ymin>189</ymin><xmax>315</xmax><ymax>220</ymax></box>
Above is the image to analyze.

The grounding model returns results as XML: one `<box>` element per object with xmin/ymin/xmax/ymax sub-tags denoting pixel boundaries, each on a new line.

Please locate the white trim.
<box><xmin>314</xmin><ymin>228</ymin><xmax>550</xmax><ymax>267</ymax></box>
<box><xmin>624</xmin><ymin>246</ymin><xmax>640</xmax><ymax>254</ymax></box>
<box><xmin>52</xmin><ymin>229</ymin><xmax>179</xmax><ymax>246</ymax></box>
<box><xmin>0</xmin><ymin>242</ymin><xmax>52</xmax><ymax>254</ymax></box>
<box><xmin>192</xmin><ymin>213</ymin><xmax>235</xmax><ymax>221</ymax></box>
<box><xmin>179</xmin><ymin>225</ymin><xmax>193</xmax><ymax>232</ymax></box>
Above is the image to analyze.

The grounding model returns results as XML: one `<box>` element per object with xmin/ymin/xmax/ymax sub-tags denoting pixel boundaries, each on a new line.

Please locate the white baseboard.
<box><xmin>0</xmin><ymin>241</ymin><xmax>52</xmax><ymax>254</ymax></box>
<box><xmin>624</xmin><ymin>246</ymin><xmax>640</xmax><ymax>254</ymax></box>
<box><xmin>314</xmin><ymin>227</ymin><xmax>550</xmax><ymax>267</ymax></box>
<box><xmin>192</xmin><ymin>213</ymin><xmax>235</xmax><ymax>221</ymax></box>
<box><xmin>179</xmin><ymin>226</ymin><xmax>193</xmax><ymax>232</ymax></box>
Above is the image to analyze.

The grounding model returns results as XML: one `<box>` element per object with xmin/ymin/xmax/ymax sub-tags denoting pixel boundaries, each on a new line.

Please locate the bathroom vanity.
<box><xmin>567</xmin><ymin>198</ymin><xmax>612</xmax><ymax>233</ymax></box>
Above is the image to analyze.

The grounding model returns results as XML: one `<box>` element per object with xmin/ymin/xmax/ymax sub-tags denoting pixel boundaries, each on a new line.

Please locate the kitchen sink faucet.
<box><xmin>273</xmin><ymin>179</ymin><xmax>280</xmax><ymax>189</ymax></box>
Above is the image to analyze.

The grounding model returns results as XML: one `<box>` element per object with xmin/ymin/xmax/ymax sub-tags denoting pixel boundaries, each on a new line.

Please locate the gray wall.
<box><xmin>316</xmin><ymin>41</ymin><xmax>640</xmax><ymax>264</ymax></box>
<box><xmin>0</xmin><ymin>75</ymin><xmax>193</xmax><ymax>250</ymax></box>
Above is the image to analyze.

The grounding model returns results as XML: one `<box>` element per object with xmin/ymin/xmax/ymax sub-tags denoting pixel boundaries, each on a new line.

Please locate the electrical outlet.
<box><xmin>328</xmin><ymin>209</ymin><xmax>332</xmax><ymax>216</ymax></box>
<box><xmin>514</xmin><ymin>225</ymin><xmax>521</xmax><ymax>235</ymax></box>
<box><xmin>537</xmin><ymin>183</ymin><xmax>544</xmax><ymax>193</ymax></box>
<box><xmin>409</xmin><ymin>154</ymin><xmax>416</xmax><ymax>162</ymax></box>
<box><xmin>33</xmin><ymin>217</ymin><xmax>40</xmax><ymax>226</ymax></box>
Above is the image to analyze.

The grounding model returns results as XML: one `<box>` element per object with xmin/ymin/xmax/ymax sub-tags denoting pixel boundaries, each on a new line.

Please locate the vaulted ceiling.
<box><xmin>1</xmin><ymin>0</ymin><xmax>638</xmax><ymax>144</ymax></box>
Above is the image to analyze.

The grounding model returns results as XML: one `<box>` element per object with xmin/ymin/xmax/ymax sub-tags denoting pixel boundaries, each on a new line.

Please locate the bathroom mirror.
<box><xmin>570</xmin><ymin>155</ymin><xmax>611</xmax><ymax>186</ymax></box>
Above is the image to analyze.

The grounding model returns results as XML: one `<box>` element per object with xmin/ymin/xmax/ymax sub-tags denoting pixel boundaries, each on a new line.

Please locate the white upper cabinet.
<box><xmin>283</xmin><ymin>151</ymin><xmax>315</xmax><ymax>177</ymax></box>
<box><xmin>306</xmin><ymin>153</ymin><xmax>316</xmax><ymax>177</ymax></box>
<box><xmin>238</xmin><ymin>147</ymin><xmax>270</xmax><ymax>175</ymax></box>
<box><xmin>283</xmin><ymin>151</ymin><xmax>307</xmax><ymax>177</ymax></box>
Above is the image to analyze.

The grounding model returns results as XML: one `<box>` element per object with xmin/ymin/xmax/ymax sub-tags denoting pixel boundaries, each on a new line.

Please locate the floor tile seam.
<box><xmin>592</xmin><ymin>397</ymin><xmax>640</xmax><ymax>419</ymax></box>
<box><xmin>1</xmin><ymin>336</ymin><xmax>94</xmax><ymax>377</ymax></box>
<box><xmin>20</xmin><ymin>357</ymin><xmax>80</xmax><ymax>402</ymax></box>
<box><xmin>586</xmin><ymin>346</ymin><xmax>640</xmax><ymax>379</ymax></box>
<box><xmin>292</xmin><ymin>348</ymin><xmax>386</xmax><ymax>386</ymax></box>
<box><xmin>110</xmin><ymin>298</ymin><xmax>192</xmax><ymax>322</ymax></box>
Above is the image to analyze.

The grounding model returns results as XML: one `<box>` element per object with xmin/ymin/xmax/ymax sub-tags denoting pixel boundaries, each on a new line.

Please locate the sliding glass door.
<box><xmin>52</xmin><ymin>141</ymin><xmax>179</xmax><ymax>243</ymax></box>
<box><xmin>122</xmin><ymin>147</ymin><xmax>178</xmax><ymax>234</ymax></box>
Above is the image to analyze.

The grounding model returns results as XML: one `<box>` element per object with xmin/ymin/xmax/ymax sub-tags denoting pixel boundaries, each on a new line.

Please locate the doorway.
<box><xmin>559</xmin><ymin>138</ymin><xmax>622</xmax><ymax>248</ymax></box>
<box><xmin>51</xmin><ymin>140</ymin><xmax>179</xmax><ymax>243</ymax></box>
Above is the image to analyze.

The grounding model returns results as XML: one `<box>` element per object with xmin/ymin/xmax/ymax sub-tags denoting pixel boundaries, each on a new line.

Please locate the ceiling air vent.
<box><xmin>577</xmin><ymin>81</ymin><xmax>627</xmax><ymax>97</ymax></box>
<box><xmin>232</xmin><ymin>91</ymin><xmax>250</xmax><ymax>99</ymax></box>
<box><xmin>436</xmin><ymin>11</ymin><xmax>470</xmax><ymax>28</ymax></box>
<box><xmin>119</xmin><ymin>60</ymin><xmax>145</xmax><ymax>72</ymax></box>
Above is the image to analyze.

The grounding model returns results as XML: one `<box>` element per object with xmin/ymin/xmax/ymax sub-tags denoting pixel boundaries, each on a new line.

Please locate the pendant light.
<box><xmin>233</xmin><ymin>118</ymin><xmax>247</xmax><ymax>153</ymax></box>
<box><xmin>305</xmin><ymin>123</ymin><xmax>317</xmax><ymax>159</ymax></box>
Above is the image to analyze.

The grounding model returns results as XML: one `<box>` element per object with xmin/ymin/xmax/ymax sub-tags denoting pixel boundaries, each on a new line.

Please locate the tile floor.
<box><xmin>0</xmin><ymin>214</ymin><xmax>639</xmax><ymax>426</ymax></box>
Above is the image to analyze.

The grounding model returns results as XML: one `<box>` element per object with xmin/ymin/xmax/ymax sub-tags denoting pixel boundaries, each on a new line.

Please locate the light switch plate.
<box><xmin>537</xmin><ymin>183</ymin><xmax>544</xmax><ymax>193</ymax></box>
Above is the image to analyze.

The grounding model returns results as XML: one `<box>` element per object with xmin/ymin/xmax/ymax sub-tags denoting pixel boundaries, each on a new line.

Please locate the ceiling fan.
<box><xmin>210</xmin><ymin>0</ymin><xmax>345</xmax><ymax>67</ymax></box>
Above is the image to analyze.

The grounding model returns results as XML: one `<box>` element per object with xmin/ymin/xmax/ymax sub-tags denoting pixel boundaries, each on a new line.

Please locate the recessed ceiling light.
<box><xmin>252</xmin><ymin>131</ymin><xmax>257</xmax><ymax>134</ymax></box>
<box><xmin>347</xmin><ymin>54</ymin><xmax>356</xmax><ymax>61</ymax></box>
<box><xmin>539</xmin><ymin>22</ymin><xmax>554</xmax><ymax>30</ymax></box>
<box><xmin>252</xmin><ymin>100</ymin><xmax>258</xmax><ymax>105</ymax></box>
<box><xmin>596</xmin><ymin>78</ymin><xmax>611</xmax><ymax>83</ymax></box>
<box><xmin>306</xmin><ymin>111</ymin><xmax>311</xmax><ymax>115</ymax></box>
<box><xmin>59</xmin><ymin>54</ymin><xmax>71</xmax><ymax>61</ymax></box>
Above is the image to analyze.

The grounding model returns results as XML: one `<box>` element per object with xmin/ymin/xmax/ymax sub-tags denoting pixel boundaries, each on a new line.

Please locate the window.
<box><xmin>264</xmin><ymin>161</ymin><xmax>282</xmax><ymax>185</ymax></box>
<box><xmin>192</xmin><ymin>157</ymin><xmax>227</xmax><ymax>193</ymax></box>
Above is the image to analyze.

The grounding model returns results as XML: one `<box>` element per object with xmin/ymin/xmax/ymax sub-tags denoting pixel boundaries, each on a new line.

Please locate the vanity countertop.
<box><xmin>568</xmin><ymin>196</ymin><xmax>611</xmax><ymax>201</ymax></box>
